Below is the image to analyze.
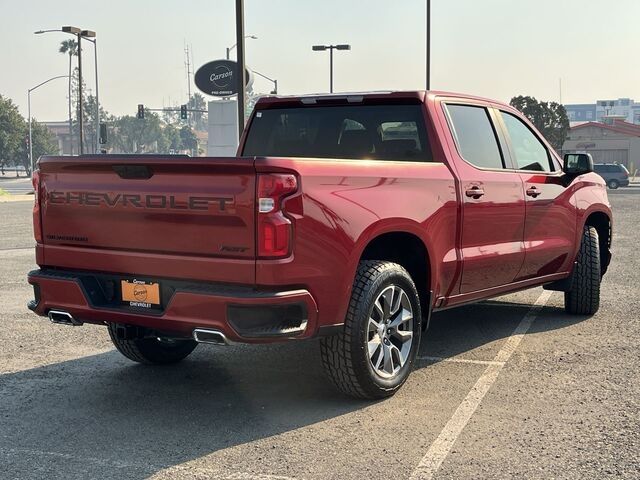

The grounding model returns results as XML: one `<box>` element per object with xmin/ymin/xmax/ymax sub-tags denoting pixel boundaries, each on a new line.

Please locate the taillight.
<box><xmin>257</xmin><ymin>173</ymin><xmax>297</xmax><ymax>258</ymax></box>
<box><xmin>32</xmin><ymin>170</ymin><xmax>43</xmax><ymax>243</ymax></box>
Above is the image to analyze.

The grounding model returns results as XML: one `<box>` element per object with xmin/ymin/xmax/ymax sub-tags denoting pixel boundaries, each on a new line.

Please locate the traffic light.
<box><xmin>25</xmin><ymin>135</ymin><xmax>30</xmax><ymax>149</ymax></box>
<box><xmin>137</xmin><ymin>104</ymin><xmax>144</xmax><ymax>119</ymax></box>
<box><xmin>180</xmin><ymin>104</ymin><xmax>188</xmax><ymax>120</ymax></box>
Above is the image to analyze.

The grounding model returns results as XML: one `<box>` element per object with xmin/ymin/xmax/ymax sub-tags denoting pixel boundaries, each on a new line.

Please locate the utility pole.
<box><xmin>76</xmin><ymin>33</ymin><xmax>84</xmax><ymax>154</ymax></box>
<box><xmin>235</xmin><ymin>0</ymin><xmax>247</xmax><ymax>138</ymax></box>
<box><xmin>426</xmin><ymin>0</ymin><xmax>431</xmax><ymax>90</ymax></box>
<box><xmin>185</xmin><ymin>43</ymin><xmax>193</xmax><ymax>127</ymax></box>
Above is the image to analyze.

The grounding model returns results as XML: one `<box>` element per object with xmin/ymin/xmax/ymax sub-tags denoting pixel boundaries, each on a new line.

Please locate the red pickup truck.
<box><xmin>27</xmin><ymin>91</ymin><xmax>612</xmax><ymax>399</ymax></box>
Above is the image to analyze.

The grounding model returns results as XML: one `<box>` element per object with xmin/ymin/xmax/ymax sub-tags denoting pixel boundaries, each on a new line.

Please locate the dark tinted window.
<box><xmin>500</xmin><ymin>112</ymin><xmax>553</xmax><ymax>172</ymax></box>
<box><xmin>242</xmin><ymin>104</ymin><xmax>431</xmax><ymax>161</ymax></box>
<box><xmin>594</xmin><ymin>164</ymin><xmax>606</xmax><ymax>173</ymax></box>
<box><xmin>446</xmin><ymin>104</ymin><xmax>504</xmax><ymax>169</ymax></box>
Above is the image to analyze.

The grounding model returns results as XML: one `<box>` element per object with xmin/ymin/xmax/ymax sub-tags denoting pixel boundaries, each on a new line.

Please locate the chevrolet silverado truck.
<box><xmin>27</xmin><ymin>91</ymin><xmax>612</xmax><ymax>399</ymax></box>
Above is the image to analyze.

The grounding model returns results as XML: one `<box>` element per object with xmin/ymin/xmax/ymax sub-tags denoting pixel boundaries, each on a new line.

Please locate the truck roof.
<box><xmin>254</xmin><ymin>90</ymin><xmax>513</xmax><ymax>110</ymax></box>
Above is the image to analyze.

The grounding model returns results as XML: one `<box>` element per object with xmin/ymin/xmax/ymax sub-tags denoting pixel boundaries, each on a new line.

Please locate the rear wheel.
<box><xmin>607</xmin><ymin>179</ymin><xmax>619</xmax><ymax>189</ymax></box>
<box><xmin>107</xmin><ymin>323</ymin><xmax>198</xmax><ymax>365</ymax></box>
<box><xmin>565</xmin><ymin>226</ymin><xmax>601</xmax><ymax>315</ymax></box>
<box><xmin>320</xmin><ymin>260</ymin><xmax>422</xmax><ymax>399</ymax></box>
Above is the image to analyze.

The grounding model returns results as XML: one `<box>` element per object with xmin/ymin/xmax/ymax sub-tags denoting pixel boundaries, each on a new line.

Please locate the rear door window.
<box><xmin>445</xmin><ymin>104</ymin><xmax>505</xmax><ymax>170</ymax></box>
<box><xmin>242</xmin><ymin>104</ymin><xmax>432</xmax><ymax>162</ymax></box>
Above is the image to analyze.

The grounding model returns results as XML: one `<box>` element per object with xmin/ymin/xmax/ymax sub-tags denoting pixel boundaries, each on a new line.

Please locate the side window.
<box><xmin>500</xmin><ymin>112</ymin><xmax>553</xmax><ymax>172</ymax></box>
<box><xmin>446</xmin><ymin>104</ymin><xmax>504</xmax><ymax>170</ymax></box>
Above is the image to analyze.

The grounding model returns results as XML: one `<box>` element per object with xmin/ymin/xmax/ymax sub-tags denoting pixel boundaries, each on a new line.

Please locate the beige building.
<box><xmin>563</xmin><ymin>120</ymin><xmax>640</xmax><ymax>174</ymax></box>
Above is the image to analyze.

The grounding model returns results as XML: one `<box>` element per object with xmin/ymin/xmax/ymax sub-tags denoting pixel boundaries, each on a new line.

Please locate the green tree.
<box><xmin>188</xmin><ymin>93</ymin><xmax>207</xmax><ymax>130</ymax></box>
<box><xmin>110</xmin><ymin>112</ymin><xmax>168</xmax><ymax>153</ymax></box>
<box><xmin>509</xmin><ymin>96</ymin><xmax>570</xmax><ymax>151</ymax></box>
<box><xmin>179</xmin><ymin>125</ymin><xmax>198</xmax><ymax>152</ymax></box>
<box><xmin>0</xmin><ymin>95</ymin><xmax>26</xmax><ymax>171</ymax></box>
<box><xmin>19</xmin><ymin>120</ymin><xmax>59</xmax><ymax>173</ymax></box>
<box><xmin>59</xmin><ymin>39</ymin><xmax>78</xmax><ymax>154</ymax></box>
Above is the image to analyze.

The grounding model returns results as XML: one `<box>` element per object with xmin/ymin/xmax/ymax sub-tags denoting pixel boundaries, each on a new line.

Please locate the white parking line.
<box><xmin>0</xmin><ymin>247</ymin><xmax>33</xmax><ymax>257</ymax></box>
<box><xmin>410</xmin><ymin>290</ymin><xmax>553</xmax><ymax>480</ymax></box>
<box><xmin>417</xmin><ymin>356</ymin><xmax>504</xmax><ymax>367</ymax></box>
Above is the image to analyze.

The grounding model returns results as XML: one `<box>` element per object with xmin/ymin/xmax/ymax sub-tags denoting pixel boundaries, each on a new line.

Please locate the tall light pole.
<box><xmin>312</xmin><ymin>44</ymin><xmax>351</xmax><ymax>93</ymax></box>
<box><xmin>227</xmin><ymin>35</ymin><xmax>257</xmax><ymax>60</ymax></box>
<box><xmin>235</xmin><ymin>0</ymin><xmax>247</xmax><ymax>139</ymax></box>
<box><xmin>35</xmin><ymin>26</ymin><xmax>98</xmax><ymax>154</ymax></box>
<box><xmin>28</xmin><ymin>75</ymin><xmax>70</xmax><ymax>174</ymax></box>
<box><xmin>80</xmin><ymin>30</ymin><xmax>98</xmax><ymax>153</ymax></box>
<box><xmin>426</xmin><ymin>0</ymin><xmax>431</xmax><ymax>90</ymax></box>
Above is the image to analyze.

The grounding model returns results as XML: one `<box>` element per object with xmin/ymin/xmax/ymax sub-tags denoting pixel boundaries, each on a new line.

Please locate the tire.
<box><xmin>565</xmin><ymin>226</ymin><xmax>601</xmax><ymax>315</ymax></box>
<box><xmin>107</xmin><ymin>323</ymin><xmax>198</xmax><ymax>365</ymax></box>
<box><xmin>320</xmin><ymin>260</ymin><xmax>422</xmax><ymax>399</ymax></box>
<box><xmin>607</xmin><ymin>179</ymin><xmax>619</xmax><ymax>189</ymax></box>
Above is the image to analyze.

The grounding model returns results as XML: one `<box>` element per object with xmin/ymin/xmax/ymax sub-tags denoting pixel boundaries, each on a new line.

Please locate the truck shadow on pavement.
<box><xmin>0</xmin><ymin>298</ymin><xmax>590</xmax><ymax>479</ymax></box>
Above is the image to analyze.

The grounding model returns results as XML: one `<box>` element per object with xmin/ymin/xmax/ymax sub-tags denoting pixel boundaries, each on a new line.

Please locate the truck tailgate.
<box><xmin>38</xmin><ymin>155</ymin><xmax>256</xmax><ymax>283</ymax></box>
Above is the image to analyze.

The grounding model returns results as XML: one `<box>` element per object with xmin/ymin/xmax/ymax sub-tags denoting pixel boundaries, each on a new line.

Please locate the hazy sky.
<box><xmin>2</xmin><ymin>0</ymin><xmax>639</xmax><ymax>121</ymax></box>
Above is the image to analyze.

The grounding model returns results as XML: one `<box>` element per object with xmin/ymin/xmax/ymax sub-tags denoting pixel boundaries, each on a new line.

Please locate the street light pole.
<box><xmin>36</xmin><ymin>26</ymin><xmax>97</xmax><ymax>155</ymax></box>
<box><xmin>426</xmin><ymin>0</ymin><xmax>431</xmax><ymax>90</ymax></box>
<box><xmin>76</xmin><ymin>33</ymin><xmax>83</xmax><ymax>154</ymax></box>
<box><xmin>28</xmin><ymin>75</ymin><xmax>69</xmax><ymax>174</ymax></box>
<box><xmin>235</xmin><ymin>0</ymin><xmax>247</xmax><ymax>139</ymax></box>
<box><xmin>81</xmin><ymin>31</ymin><xmax>99</xmax><ymax>153</ymax></box>
<box><xmin>312</xmin><ymin>44</ymin><xmax>351</xmax><ymax>94</ymax></box>
<box><xmin>226</xmin><ymin>35</ymin><xmax>257</xmax><ymax>60</ymax></box>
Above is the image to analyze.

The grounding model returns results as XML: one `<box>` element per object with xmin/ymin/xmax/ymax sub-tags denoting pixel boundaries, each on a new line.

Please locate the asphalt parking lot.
<box><xmin>1</xmin><ymin>189</ymin><xmax>638</xmax><ymax>480</ymax></box>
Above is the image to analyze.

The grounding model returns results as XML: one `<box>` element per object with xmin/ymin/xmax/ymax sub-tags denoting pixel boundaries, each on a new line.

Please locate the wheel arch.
<box><xmin>583</xmin><ymin>210</ymin><xmax>612</xmax><ymax>275</ymax></box>
<box><xmin>357</xmin><ymin>228</ymin><xmax>433</xmax><ymax>318</ymax></box>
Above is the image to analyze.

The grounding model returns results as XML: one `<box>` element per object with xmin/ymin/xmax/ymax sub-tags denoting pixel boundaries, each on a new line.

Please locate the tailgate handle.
<box><xmin>112</xmin><ymin>165</ymin><xmax>154</xmax><ymax>179</ymax></box>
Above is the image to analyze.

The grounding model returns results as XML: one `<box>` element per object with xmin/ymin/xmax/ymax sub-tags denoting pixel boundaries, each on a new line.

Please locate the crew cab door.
<box><xmin>443</xmin><ymin>103</ymin><xmax>526</xmax><ymax>293</ymax></box>
<box><xmin>495</xmin><ymin>110</ymin><xmax>577</xmax><ymax>279</ymax></box>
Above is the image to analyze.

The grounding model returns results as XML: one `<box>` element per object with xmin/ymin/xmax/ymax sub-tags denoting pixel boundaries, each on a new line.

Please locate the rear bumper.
<box><xmin>27</xmin><ymin>269</ymin><xmax>319</xmax><ymax>343</ymax></box>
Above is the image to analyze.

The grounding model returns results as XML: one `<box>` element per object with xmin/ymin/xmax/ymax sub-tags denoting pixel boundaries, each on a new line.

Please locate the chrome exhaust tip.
<box><xmin>192</xmin><ymin>328</ymin><xmax>230</xmax><ymax>346</ymax></box>
<box><xmin>48</xmin><ymin>310</ymin><xmax>83</xmax><ymax>326</ymax></box>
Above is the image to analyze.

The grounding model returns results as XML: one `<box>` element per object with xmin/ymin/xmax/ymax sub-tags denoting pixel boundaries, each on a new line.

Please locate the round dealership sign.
<box><xmin>194</xmin><ymin>60</ymin><xmax>252</xmax><ymax>97</ymax></box>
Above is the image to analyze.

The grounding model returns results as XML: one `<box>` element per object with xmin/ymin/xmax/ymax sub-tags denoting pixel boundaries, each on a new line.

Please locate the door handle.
<box><xmin>526</xmin><ymin>186</ymin><xmax>541</xmax><ymax>198</ymax></box>
<box><xmin>465</xmin><ymin>186</ymin><xmax>485</xmax><ymax>199</ymax></box>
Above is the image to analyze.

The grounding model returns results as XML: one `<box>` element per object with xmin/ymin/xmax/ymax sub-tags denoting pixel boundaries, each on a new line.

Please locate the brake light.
<box><xmin>257</xmin><ymin>174</ymin><xmax>297</xmax><ymax>258</ymax></box>
<box><xmin>32</xmin><ymin>170</ymin><xmax>43</xmax><ymax>243</ymax></box>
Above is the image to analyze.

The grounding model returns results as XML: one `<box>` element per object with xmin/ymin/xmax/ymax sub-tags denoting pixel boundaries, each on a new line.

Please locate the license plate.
<box><xmin>121</xmin><ymin>280</ymin><xmax>161</xmax><ymax>308</ymax></box>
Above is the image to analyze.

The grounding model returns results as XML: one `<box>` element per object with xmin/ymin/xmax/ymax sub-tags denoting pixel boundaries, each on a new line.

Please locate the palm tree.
<box><xmin>59</xmin><ymin>39</ymin><xmax>78</xmax><ymax>154</ymax></box>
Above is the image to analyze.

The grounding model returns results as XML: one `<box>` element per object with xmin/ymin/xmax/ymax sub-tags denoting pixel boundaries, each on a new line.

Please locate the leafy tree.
<box><xmin>0</xmin><ymin>95</ymin><xmax>58</xmax><ymax>174</ymax></box>
<box><xmin>179</xmin><ymin>125</ymin><xmax>198</xmax><ymax>152</ymax></box>
<box><xmin>188</xmin><ymin>93</ymin><xmax>207</xmax><ymax>131</ymax></box>
<box><xmin>59</xmin><ymin>39</ymin><xmax>78</xmax><ymax>154</ymax></box>
<box><xmin>18</xmin><ymin>120</ymin><xmax>59</xmax><ymax>173</ymax></box>
<box><xmin>509</xmin><ymin>96</ymin><xmax>570</xmax><ymax>151</ymax></box>
<box><xmin>110</xmin><ymin>112</ymin><xmax>168</xmax><ymax>153</ymax></box>
<box><xmin>0</xmin><ymin>95</ymin><xmax>26</xmax><ymax>170</ymax></box>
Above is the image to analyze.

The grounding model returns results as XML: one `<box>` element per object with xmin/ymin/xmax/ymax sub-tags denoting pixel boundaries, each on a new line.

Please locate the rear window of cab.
<box><xmin>242</xmin><ymin>104</ymin><xmax>432</xmax><ymax>162</ymax></box>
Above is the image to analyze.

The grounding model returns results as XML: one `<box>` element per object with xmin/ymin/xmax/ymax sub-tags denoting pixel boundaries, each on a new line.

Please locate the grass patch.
<box><xmin>0</xmin><ymin>188</ymin><xmax>9</xmax><ymax>196</ymax></box>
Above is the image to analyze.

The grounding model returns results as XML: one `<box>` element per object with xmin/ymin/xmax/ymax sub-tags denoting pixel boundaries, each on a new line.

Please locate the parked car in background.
<box><xmin>594</xmin><ymin>163</ymin><xmax>630</xmax><ymax>189</ymax></box>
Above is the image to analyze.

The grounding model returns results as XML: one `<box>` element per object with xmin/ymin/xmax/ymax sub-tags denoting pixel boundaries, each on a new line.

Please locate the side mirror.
<box><xmin>563</xmin><ymin>153</ymin><xmax>593</xmax><ymax>175</ymax></box>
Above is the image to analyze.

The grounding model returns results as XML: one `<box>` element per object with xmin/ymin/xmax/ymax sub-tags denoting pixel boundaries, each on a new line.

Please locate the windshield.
<box><xmin>242</xmin><ymin>104</ymin><xmax>432</xmax><ymax>161</ymax></box>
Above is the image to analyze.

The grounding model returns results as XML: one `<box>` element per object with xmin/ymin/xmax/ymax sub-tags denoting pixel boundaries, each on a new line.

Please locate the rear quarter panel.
<box><xmin>254</xmin><ymin>157</ymin><xmax>458</xmax><ymax>330</ymax></box>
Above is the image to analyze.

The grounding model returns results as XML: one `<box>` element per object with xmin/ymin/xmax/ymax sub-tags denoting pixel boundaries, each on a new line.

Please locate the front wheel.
<box><xmin>107</xmin><ymin>323</ymin><xmax>198</xmax><ymax>365</ymax></box>
<box><xmin>320</xmin><ymin>260</ymin><xmax>422</xmax><ymax>399</ymax></box>
<box><xmin>565</xmin><ymin>226</ymin><xmax>601</xmax><ymax>315</ymax></box>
